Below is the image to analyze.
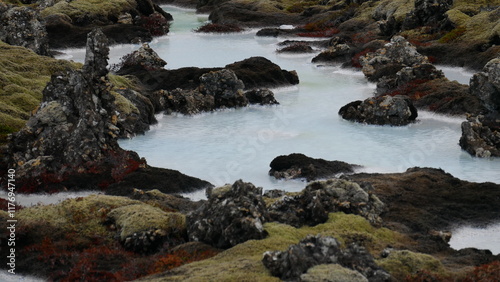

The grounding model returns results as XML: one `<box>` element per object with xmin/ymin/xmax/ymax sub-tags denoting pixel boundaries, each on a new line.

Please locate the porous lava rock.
<box><xmin>187</xmin><ymin>180</ymin><xmax>269</xmax><ymax>249</ymax></box>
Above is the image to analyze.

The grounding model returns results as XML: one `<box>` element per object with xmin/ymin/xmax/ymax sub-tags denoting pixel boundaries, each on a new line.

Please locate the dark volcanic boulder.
<box><xmin>262</xmin><ymin>235</ymin><xmax>390</xmax><ymax>281</ymax></box>
<box><xmin>114</xmin><ymin>88</ymin><xmax>156</xmax><ymax>137</ymax></box>
<box><xmin>469</xmin><ymin>57</ymin><xmax>500</xmax><ymax>113</ymax></box>
<box><xmin>6</xmin><ymin>29</ymin><xmax>143</xmax><ymax>192</ymax></box>
<box><xmin>187</xmin><ymin>180</ymin><xmax>269</xmax><ymax>249</ymax></box>
<box><xmin>277</xmin><ymin>43</ymin><xmax>314</xmax><ymax>53</ymax></box>
<box><xmin>245</xmin><ymin>89</ymin><xmax>279</xmax><ymax>105</ymax></box>
<box><xmin>459</xmin><ymin>114</ymin><xmax>500</xmax><ymax>158</ymax></box>
<box><xmin>339</xmin><ymin>95</ymin><xmax>418</xmax><ymax>126</ymax></box>
<box><xmin>199</xmin><ymin>69</ymin><xmax>247</xmax><ymax>108</ymax></box>
<box><xmin>269</xmin><ymin>153</ymin><xmax>359</xmax><ymax>181</ymax></box>
<box><xmin>0</xmin><ymin>4</ymin><xmax>50</xmax><ymax>55</ymax></box>
<box><xmin>117</xmin><ymin>43</ymin><xmax>167</xmax><ymax>71</ymax></box>
<box><xmin>225</xmin><ymin>57</ymin><xmax>299</xmax><ymax>89</ymax></box>
<box><xmin>402</xmin><ymin>0</ymin><xmax>453</xmax><ymax>31</ymax></box>
<box><xmin>267</xmin><ymin>178</ymin><xmax>386</xmax><ymax>227</ymax></box>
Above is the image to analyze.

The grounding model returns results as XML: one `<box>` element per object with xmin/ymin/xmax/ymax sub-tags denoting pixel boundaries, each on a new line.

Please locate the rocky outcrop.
<box><xmin>460</xmin><ymin>57</ymin><xmax>500</xmax><ymax>157</ymax></box>
<box><xmin>0</xmin><ymin>4</ymin><xmax>50</xmax><ymax>55</ymax></box>
<box><xmin>339</xmin><ymin>95</ymin><xmax>418</xmax><ymax>126</ymax></box>
<box><xmin>401</xmin><ymin>0</ymin><xmax>453</xmax><ymax>31</ymax></box>
<box><xmin>276</xmin><ymin>43</ymin><xmax>314</xmax><ymax>53</ymax></box>
<box><xmin>187</xmin><ymin>180</ymin><xmax>269</xmax><ymax>249</ymax></box>
<box><xmin>269</xmin><ymin>153</ymin><xmax>359</xmax><ymax>181</ymax></box>
<box><xmin>262</xmin><ymin>235</ymin><xmax>391</xmax><ymax>281</ymax></box>
<box><xmin>42</xmin><ymin>0</ymin><xmax>172</xmax><ymax>48</ymax></box>
<box><xmin>113</xmin><ymin>88</ymin><xmax>156</xmax><ymax>137</ymax></box>
<box><xmin>459</xmin><ymin>115</ymin><xmax>500</xmax><ymax>158</ymax></box>
<box><xmin>5</xmin><ymin>29</ymin><xmax>145</xmax><ymax>192</ymax></box>
<box><xmin>117</xmin><ymin>43</ymin><xmax>167</xmax><ymax>71</ymax></box>
<box><xmin>245</xmin><ymin>89</ymin><xmax>279</xmax><ymax>105</ymax></box>
<box><xmin>118</xmin><ymin>55</ymin><xmax>299</xmax><ymax>92</ymax></box>
<box><xmin>267</xmin><ymin>178</ymin><xmax>385</xmax><ymax>227</ymax></box>
<box><xmin>311</xmin><ymin>43</ymin><xmax>351</xmax><ymax>65</ymax></box>
<box><xmin>469</xmin><ymin>58</ymin><xmax>500</xmax><ymax>113</ymax></box>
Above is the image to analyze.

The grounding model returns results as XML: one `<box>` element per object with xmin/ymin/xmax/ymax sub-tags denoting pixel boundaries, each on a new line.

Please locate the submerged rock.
<box><xmin>262</xmin><ymin>235</ymin><xmax>391</xmax><ymax>281</ymax></box>
<box><xmin>187</xmin><ymin>180</ymin><xmax>269</xmax><ymax>249</ymax></box>
<box><xmin>269</xmin><ymin>153</ymin><xmax>359</xmax><ymax>181</ymax></box>
<box><xmin>0</xmin><ymin>4</ymin><xmax>50</xmax><ymax>55</ymax></box>
<box><xmin>268</xmin><ymin>178</ymin><xmax>385</xmax><ymax>227</ymax></box>
<box><xmin>339</xmin><ymin>95</ymin><xmax>418</xmax><ymax>126</ymax></box>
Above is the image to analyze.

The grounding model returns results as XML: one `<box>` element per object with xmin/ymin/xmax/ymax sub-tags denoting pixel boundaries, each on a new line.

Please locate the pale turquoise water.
<box><xmin>53</xmin><ymin>5</ymin><xmax>500</xmax><ymax>254</ymax></box>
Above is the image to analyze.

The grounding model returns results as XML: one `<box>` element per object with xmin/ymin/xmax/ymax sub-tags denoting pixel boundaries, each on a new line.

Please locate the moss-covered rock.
<box><xmin>0</xmin><ymin>40</ymin><xmax>79</xmax><ymax>142</ymax></box>
<box><xmin>107</xmin><ymin>204</ymin><xmax>186</xmax><ymax>240</ymax></box>
<box><xmin>300</xmin><ymin>264</ymin><xmax>369</xmax><ymax>282</ymax></box>
<box><xmin>17</xmin><ymin>195</ymin><xmax>142</xmax><ymax>243</ymax></box>
<box><xmin>377</xmin><ymin>250</ymin><xmax>447</xmax><ymax>281</ymax></box>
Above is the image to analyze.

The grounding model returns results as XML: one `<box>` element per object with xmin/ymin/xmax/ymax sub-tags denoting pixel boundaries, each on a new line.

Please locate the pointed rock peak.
<box><xmin>83</xmin><ymin>28</ymin><xmax>109</xmax><ymax>77</ymax></box>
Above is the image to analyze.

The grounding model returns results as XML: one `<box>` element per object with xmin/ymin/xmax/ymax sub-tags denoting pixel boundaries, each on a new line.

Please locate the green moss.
<box><xmin>18</xmin><ymin>195</ymin><xmax>142</xmax><ymax>241</ymax></box>
<box><xmin>111</xmin><ymin>91</ymin><xmax>139</xmax><ymax>116</ymax></box>
<box><xmin>41</xmin><ymin>0</ymin><xmax>136</xmax><ymax>22</ymax></box>
<box><xmin>107</xmin><ymin>204</ymin><xmax>186</xmax><ymax>240</ymax></box>
<box><xmin>109</xmin><ymin>74</ymin><xmax>138</xmax><ymax>90</ymax></box>
<box><xmin>438</xmin><ymin>26</ymin><xmax>467</xmax><ymax>43</ymax></box>
<box><xmin>377</xmin><ymin>250</ymin><xmax>447</xmax><ymax>280</ymax></box>
<box><xmin>0</xmin><ymin>41</ymin><xmax>79</xmax><ymax>142</ymax></box>
<box><xmin>142</xmin><ymin>212</ymin><xmax>408</xmax><ymax>281</ymax></box>
<box><xmin>300</xmin><ymin>264</ymin><xmax>368</xmax><ymax>282</ymax></box>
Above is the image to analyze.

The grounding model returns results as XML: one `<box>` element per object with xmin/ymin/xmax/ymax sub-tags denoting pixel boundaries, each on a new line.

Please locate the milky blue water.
<box><xmin>52</xmin><ymin>5</ymin><xmax>500</xmax><ymax>254</ymax></box>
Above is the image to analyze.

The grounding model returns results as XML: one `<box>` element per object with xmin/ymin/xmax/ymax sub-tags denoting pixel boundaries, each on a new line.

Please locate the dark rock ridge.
<box><xmin>187</xmin><ymin>180</ymin><xmax>269</xmax><ymax>249</ymax></box>
<box><xmin>269</xmin><ymin>153</ymin><xmax>359</xmax><ymax>181</ymax></box>
<box><xmin>339</xmin><ymin>95</ymin><xmax>418</xmax><ymax>126</ymax></box>
<box><xmin>267</xmin><ymin>178</ymin><xmax>385</xmax><ymax>227</ymax></box>
<box><xmin>262</xmin><ymin>235</ymin><xmax>391</xmax><ymax>281</ymax></box>
<box><xmin>460</xmin><ymin>57</ymin><xmax>500</xmax><ymax>157</ymax></box>
<box><xmin>0</xmin><ymin>3</ymin><xmax>50</xmax><ymax>56</ymax></box>
<box><xmin>116</xmin><ymin>54</ymin><xmax>295</xmax><ymax>114</ymax></box>
<box><xmin>105</xmin><ymin>165</ymin><xmax>213</xmax><ymax>196</ymax></box>
<box><xmin>118</xmin><ymin>55</ymin><xmax>298</xmax><ymax>91</ymax></box>
<box><xmin>349</xmin><ymin>167</ymin><xmax>500</xmax><ymax>254</ymax></box>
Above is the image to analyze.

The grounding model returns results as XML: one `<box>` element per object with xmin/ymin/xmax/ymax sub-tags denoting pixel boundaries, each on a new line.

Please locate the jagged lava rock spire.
<box><xmin>7</xmin><ymin>29</ymin><xmax>143</xmax><ymax>192</ymax></box>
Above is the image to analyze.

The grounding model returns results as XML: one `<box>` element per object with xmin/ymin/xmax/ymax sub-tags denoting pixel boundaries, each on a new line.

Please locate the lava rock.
<box><xmin>312</xmin><ymin>43</ymin><xmax>352</xmax><ymax>64</ymax></box>
<box><xmin>277</xmin><ymin>43</ymin><xmax>314</xmax><ymax>53</ymax></box>
<box><xmin>0</xmin><ymin>4</ymin><xmax>50</xmax><ymax>55</ymax></box>
<box><xmin>469</xmin><ymin>57</ymin><xmax>500</xmax><ymax>113</ymax></box>
<box><xmin>339</xmin><ymin>95</ymin><xmax>418</xmax><ymax>126</ymax></box>
<box><xmin>114</xmin><ymin>88</ymin><xmax>156</xmax><ymax>137</ymax></box>
<box><xmin>262</xmin><ymin>235</ymin><xmax>391</xmax><ymax>281</ymax></box>
<box><xmin>269</xmin><ymin>153</ymin><xmax>359</xmax><ymax>181</ymax></box>
<box><xmin>187</xmin><ymin>180</ymin><xmax>269</xmax><ymax>249</ymax></box>
<box><xmin>116</xmin><ymin>43</ymin><xmax>167</xmax><ymax>71</ymax></box>
<box><xmin>401</xmin><ymin>0</ymin><xmax>453</xmax><ymax>31</ymax></box>
<box><xmin>199</xmin><ymin>69</ymin><xmax>247</xmax><ymax>107</ymax></box>
<box><xmin>267</xmin><ymin>178</ymin><xmax>386</xmax><ymax>227</ymax></box>
<box><xmin>459</xmin><ymin>114</ymin><xmax>500</xmax><ymax>158</ymax></box>
<box><xmin>6</xmin><ymin>29</ymin><xmax>142</xmax><ymax>192</ymax></box>
<box><xmin>245</xmin><ymin>89</ymin><xmax>279</xmax><ymax>105</ymax></box>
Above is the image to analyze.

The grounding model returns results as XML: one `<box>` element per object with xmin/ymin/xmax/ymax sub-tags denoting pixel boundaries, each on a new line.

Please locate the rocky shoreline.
<box><xmin>0</xmin><ymin>0</ymin><xmax>499</xmax><ymax>280</ymax></box>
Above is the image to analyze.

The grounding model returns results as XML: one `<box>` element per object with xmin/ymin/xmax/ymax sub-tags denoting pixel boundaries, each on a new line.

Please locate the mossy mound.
<box><xmin>0</xmin><ymin>40</ymin><xmax>79</xmax><ymax>142</ymax></box>
<box><xmin>40</xmin><ymin>0</ymin><xmax>136</xmax><ymax>24</ymax></box>
<box><xmin>141</xmin><ymin>212</ymin><xmax>410</xmax><ymax>281</ymax></box>
<box><xmin>17</xmin><ymin>195</ymin><xmax>142</xmax><ymax>243</ymax></box>
<box><xmin>377</xmin><ymin>250</ymin><xmax>447</xmax><ymax>281</ymax></box>
<box><xmin>445</xmin><ymin>6</ymin><xmax>500</xmax><ymax>43</ymax></box>
<box><xmin>300</xmin><ymin>264</ymin><xmax>369</xmax><ymax>282</ymax></box>
<box><xmin>107</xmin><ymin>204</ymin><xmax>186</xmax><ymax>240</ymax></box>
